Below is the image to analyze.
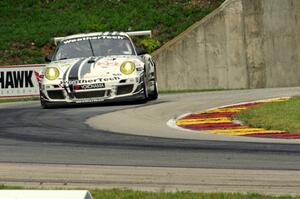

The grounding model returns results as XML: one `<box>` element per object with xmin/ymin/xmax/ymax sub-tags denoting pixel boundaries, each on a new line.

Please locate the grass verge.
<box><xmin>0</xmin><ymin>186</ymin><xmax>299</xmax><ymax>199</ymax></box>
<box><xmin>0</xmin><ymin>97</ymin><xmax>39</xmax><ymax>103</ymax></box>
<box><xmin>236</xmin><ymin>97</ymin><xmax>300</xmax><ymax>132</ymax></box>
<box><xmin>91</xmin><ymin>189</ymin><xmax>300</xmax><ymax>199</ymax></box>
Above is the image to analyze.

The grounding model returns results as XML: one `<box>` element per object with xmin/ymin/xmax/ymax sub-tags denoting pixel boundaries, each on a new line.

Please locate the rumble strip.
<box><xmin>174</xmin><ymin>98</ymin><xmax>300</xmax><ymax>139</ymax></box>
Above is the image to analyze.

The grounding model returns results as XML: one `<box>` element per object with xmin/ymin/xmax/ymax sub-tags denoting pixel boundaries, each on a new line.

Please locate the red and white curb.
<box><xmin>167</xmin><ymin>97</ymin><xmax>300</xmax><ymax>139</ymax></box>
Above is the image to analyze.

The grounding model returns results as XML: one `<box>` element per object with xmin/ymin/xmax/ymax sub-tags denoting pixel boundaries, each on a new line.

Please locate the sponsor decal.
<box><xmin>136</xmin><ymin>67</ymin><xmax>143</xmax><ymax>71</ymax></box>
<box><xmin>63</xmin><ymin>36</ymin><xmax>126</xmax><ymax>44</ymax></box>
<box><xmin>175</xmin><ymin>98</ymin><xmax>300</xmax><ymax>139</ymax></box>
<box><xmin>0</xmin><ymin>71</ymin><xmax>34</xmax><ymax>88</ymax></box>
<box><xmin>75</xmin><ymin>98</ymin><xmax>105</xmax><ymax>103</ymax></box>
<box><xmin>34</xmin><ymin>71</ymin><xmax>41</xmax><ymax>82</ymax></box>
<box><xmin>0</xmin><ymin>65</ymin><xmax>45</xmax><ymax>97</ymax></box>
<box><xmin>61</xmin><ymin>77</ymin><xmax>120</xmax><ymax>85</ymax></box>
<box><xmin>74</xmin><ymin>83</ymin><xmax>105</xmax><ymax>90</ymax></box>
<box><xmin>96</xmin><ymin>60</ymin><xmax>119</xmax><ymax>67</ymax></box>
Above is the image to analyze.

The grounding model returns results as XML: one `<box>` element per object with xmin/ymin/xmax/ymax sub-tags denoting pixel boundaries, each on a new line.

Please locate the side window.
<box><xmin>123</xmin><ymin>41</ymin><xmax>133</xmax><ymax>55</ymax></box>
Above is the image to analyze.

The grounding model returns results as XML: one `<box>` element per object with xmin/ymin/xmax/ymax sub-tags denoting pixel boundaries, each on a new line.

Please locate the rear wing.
<box><xmin>53</xmin><ymin>30</ymin><xmax>152</xmax><ymax>45</ymax></box>
<box><xmin>126</xmin><ymin>30</ymin><xmax>152</xmax><ymax>38</ymax></box>
<box><xmin>54</xmin><ymin>37</ymin><xmax>65</xmax><ymax>45</ymax></box>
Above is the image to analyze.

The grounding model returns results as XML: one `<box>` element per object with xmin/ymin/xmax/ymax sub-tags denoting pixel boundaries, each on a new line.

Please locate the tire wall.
<box><xmin>153</xmin><ymin>0</ymin><xmax>300</xmax><ymax>90</ymax></box>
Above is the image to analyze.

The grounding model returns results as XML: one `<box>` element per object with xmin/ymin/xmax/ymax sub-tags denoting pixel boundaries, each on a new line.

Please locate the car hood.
<box><xmin>47</xmin><ymin>55</ymin><xmax>144</xmax><ymax>81</ymax></box>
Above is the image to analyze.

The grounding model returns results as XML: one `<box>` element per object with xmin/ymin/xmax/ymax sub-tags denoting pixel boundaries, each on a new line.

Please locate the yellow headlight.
<box><xmin>120</xmin><ymin>61</ymin><xmax>135</xmax><ymax>75</ymax></box>
<box><xmin>45</xmin><ymin>67</ymin><xmax>59</xmax><ymax>80</ymax></box>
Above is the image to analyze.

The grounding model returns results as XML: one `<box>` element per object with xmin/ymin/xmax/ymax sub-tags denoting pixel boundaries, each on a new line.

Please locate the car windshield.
<box><xmin>53</xmin><ymin>36</ymin><xmax>135</xmax><ymax>60</ymax></box>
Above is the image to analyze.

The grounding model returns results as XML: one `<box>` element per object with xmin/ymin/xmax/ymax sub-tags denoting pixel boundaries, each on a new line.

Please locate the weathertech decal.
<box><xmin>175</xmin><ymin>98</ymin><xmax>300</xmax><ymax>139</ymax></box>
<box><xmin>61</xmin><ymin>77</ymin><xmax>120</xmax><ymax>85</ymax></box>
<box><xmin>63</xmin><ymin>36</ymin><xmax>126</xmax><ymax>44</ymax></box>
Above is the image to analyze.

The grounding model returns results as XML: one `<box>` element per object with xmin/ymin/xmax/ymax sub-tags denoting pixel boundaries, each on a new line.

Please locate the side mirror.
<box><xmin>136</xmin><ymin>47</ymin><xmax>146</xmax><ymax>55</ymax></box>
<box><xmin>45</xmin><ymin>54</ymin><xmax>53</xmax><ymax>62</ymax></box>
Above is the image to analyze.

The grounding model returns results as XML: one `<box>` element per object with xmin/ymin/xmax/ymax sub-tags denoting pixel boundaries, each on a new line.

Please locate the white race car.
<box><xmin>40</xmin><ymin>31</ymin><xmax>158</xmax><ymax>108</ymax></box>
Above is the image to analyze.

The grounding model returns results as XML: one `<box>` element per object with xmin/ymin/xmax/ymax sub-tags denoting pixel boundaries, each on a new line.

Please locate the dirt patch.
<box><xmin>42</xmin><ymin>43</ymin><xmax>55</xmax><ymax>57</ymax></box>
<box><xmin>0</xmin><ymin>50</ymin><xmax>23</xmax><ymax>65</ymax></box>
<box><xmin>0</xmin><ymin>42</ymin><xmax>43</xmax><ymax>65</ymax></box>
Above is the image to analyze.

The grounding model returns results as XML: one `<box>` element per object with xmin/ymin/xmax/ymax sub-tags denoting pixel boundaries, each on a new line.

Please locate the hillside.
<box><xmin>0</xmin><ymin>0</ymin><xmax>224</xmax><ymax>65</ymax></box>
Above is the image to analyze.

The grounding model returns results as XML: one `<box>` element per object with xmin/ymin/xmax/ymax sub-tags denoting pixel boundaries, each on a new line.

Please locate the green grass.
<box><xmin>237</xmin><ymin>97</ymin><xmax>300</xmax><ymax>132</ymax></box>
<box><xmin>0</xmin><ymin>184</ymin><xmax>24</xmax><ymax>189</ymax></box>
<box><xmin>0</xmin><ymin>0</ymin><xmax>224</xmax><ymax>65</ymax></box>
<box><xmin>91</xmin><ymin>189</ymin><xmax>299</xmax><ymax>199</ymax></box>
<box><xmin>0</xmin><ymin>97</ymin><xmax>39</xmax><ymax>103</ymax></box>
<box><xmin>0</xmin><ymin>186</ymin><xmax>299</xmax><ymax>199</ymax></box>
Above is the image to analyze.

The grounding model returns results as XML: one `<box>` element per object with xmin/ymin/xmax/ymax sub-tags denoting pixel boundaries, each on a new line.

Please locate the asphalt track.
<box><xmin>1</xmin><ymin>87</ymin><xmax>300</xmax><ymax>193</ymax></box>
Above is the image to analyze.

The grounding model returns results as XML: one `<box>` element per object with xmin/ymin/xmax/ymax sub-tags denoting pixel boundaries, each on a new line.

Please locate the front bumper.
<box><xmin>40</xmin><ymin>75</ymin><xmax>144</xmax><ymax>104</ymax></box>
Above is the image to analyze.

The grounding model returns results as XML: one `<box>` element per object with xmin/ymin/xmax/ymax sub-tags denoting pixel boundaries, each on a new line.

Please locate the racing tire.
<box><xmin>140</xmin><ymin>74</ymin><xmax>149</xmax><ymax>103</ymax></box>
<box><xmin>40</xmin><ymin>91</ymin><xmax>51</xmax><ymax>109</ymax></box>
<box><xmin>148</xmin><ymin>80</ymin><xmax>158</xmax><ymax>100</ymax></box>
<box><xmin>40</xmin><ymin>98</ymin><xmax>50</xmax><ymax>109</ymax></box>
<box><xmin>142</xmin><ymin>82</ymin><xmax>148</xmax><ymax>102</ymax></box>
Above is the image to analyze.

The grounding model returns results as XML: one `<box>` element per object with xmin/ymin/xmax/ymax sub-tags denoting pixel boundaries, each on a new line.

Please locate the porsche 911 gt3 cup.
<box><xmin>39</xmin><ymin>31</ymin><xmax>158</xmax><ymax>108</ymax></box>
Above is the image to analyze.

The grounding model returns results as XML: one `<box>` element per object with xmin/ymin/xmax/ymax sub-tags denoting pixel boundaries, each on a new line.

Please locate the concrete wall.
<box><xmin>262</xmin><ymin>0</ymin><xmax>300</xmax><ymax>88</ymax></box>
<box><xmin>153</xmin><ymin>0</ymin><xmax>300</xmax><ymax>90</ymax></box>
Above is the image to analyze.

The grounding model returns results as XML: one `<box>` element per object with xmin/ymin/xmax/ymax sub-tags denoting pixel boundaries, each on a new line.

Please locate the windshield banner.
<box><xmin>0</xmin><ymin>64</ymin><xmax>45</xmax><ymax>98</ymax></box>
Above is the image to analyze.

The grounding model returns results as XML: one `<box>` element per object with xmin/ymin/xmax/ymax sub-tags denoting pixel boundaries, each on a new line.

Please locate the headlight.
<box><xmin>120</xmin><ymin>61</ymin><xmax>135</xmax><ymax>75</ymax></box>
<box><xmin>45</xmin><ymin>67</ymin><xmax>59</xmax><ymax>80</ymax></box>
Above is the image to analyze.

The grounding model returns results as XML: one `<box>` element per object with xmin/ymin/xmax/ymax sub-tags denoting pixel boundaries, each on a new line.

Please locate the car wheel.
<box><xmin>141</xmin><ymin>75</ymin><xmax>149</xmax><ymax>102</ymax></box>
<box><xmin>40</xmin><ymin>98</ymin><xmax>50</xmax><ymax>109</ymax></box>
<box><xmin>40</xmin><ymin>92</ymin><xmax>51</xmax><ymax>109</ymax></box>
<box><xmin>148</xmin><ymin>80</ymin><xmax>158</xmax><ymax>100</ymax></box>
